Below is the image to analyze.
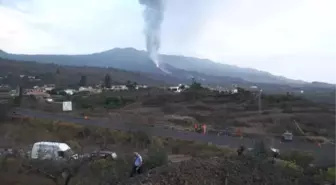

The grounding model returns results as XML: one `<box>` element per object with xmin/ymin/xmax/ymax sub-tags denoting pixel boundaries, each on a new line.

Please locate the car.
<box><xmin>90</xmin><ymin>150</ymin><xmax>117</xmax><ymax>160</ymax></box>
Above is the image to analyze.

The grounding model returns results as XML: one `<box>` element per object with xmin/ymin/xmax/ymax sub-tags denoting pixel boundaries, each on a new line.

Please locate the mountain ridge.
<box><xmin>95</xmin><ymin>48</ymin><xmax>307</xmax><ymax>85</ymax></box>
<box><xmin>0</xmin><ymin>48</ymin><xmax>333</xmax><ymax>87</ymax></box>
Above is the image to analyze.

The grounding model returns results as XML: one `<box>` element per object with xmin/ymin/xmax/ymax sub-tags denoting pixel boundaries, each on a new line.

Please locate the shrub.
<box><xmin>145</xmin><ymin>146</ymin><xmax>168</xmax><ymax>170</ymax></box>
<box><xmin>277</xmin><ymin>160</ymin><xmax>303</xmax><ymax>177</ymax></box>
<box><xmin>66</xmin><ymin>140</ymin><xmax>82</xmax><ymax>152</ymax></box>
<box><xmin>145</xmin><ymin>139</ymin><xmax>168</xmax><ymax>170</ymax></box>
<box><xmin>252</xmin><ymin>140</ymin><xmax>268</xmax><ymax>159</ymax></box>
<box><xmin>0</xmin><ymin>156</ymin><xmax>6</xmax><ymax>171</ymax></box>
<box><xmin>86</xmin><ymin>156</ymin><xmax>133</xmax><ymax>184</ymax></box>
<box><xmin>283</xmin><ymin>160</ymin><xmax>302</xmax><ymax>171</ymax></box>
<box><xmin>325</xmin><ymin>167</ymin><xmax>336</xmax><ymax>182</ymax></box>
<box><xmin>189</xmin><ymin>78</ymin><xmax>202</xmax><ymax>90</ymax></box>
<box><xmin>0</xmin><ymin>101</ymin><xmax>13</xmax><ymax>122</ymax></box>
<box><xmin>280</xmin><ymin>150</ymin><xmax>314</xmax><ymax>168</ymax></box>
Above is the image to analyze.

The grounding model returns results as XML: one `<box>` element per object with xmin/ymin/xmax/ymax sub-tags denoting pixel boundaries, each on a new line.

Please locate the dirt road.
<box><xmin>13</xmin><ymin>108</ymin><xmax>335</xmax><ymax>166</ymax></box>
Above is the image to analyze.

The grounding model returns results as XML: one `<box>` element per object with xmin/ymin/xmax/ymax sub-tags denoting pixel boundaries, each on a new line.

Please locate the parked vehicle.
<box><xmin>30</xmin><ymin>141</ymin><xmax>78</xmax><ymax>160</ymax></box>
<box><xmin>282</xmin><ymin>131</ymin><xmax>293</xmax><ymax>142</ymax></box>
<box><xmin>90</xmin><ymin>150</ymin><xmax>118</xmax><ymax>160</ymax></box>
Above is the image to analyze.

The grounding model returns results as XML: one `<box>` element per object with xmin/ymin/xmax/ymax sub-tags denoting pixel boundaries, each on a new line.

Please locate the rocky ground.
<box><xmin>122</xmin><ymin>156</ymin><xmax>327</xmax><ymax>185</ymax></box>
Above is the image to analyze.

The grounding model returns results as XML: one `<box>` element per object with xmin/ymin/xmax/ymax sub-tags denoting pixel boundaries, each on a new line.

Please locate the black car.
<box><xmin>90</xmin><ymin>150</ymin><xmax>117</xmax><ymax>160</ymax></box>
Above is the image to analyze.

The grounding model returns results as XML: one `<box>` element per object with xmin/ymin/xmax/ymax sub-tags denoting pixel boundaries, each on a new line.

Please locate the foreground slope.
<box><xmin>122</xmin><ymin>156</ymin><xmax>331</xmax><ymax>185</ymax></box>
<box><xmin>1</xmin><ymin>117</ymin><xmax>334</xmax><ymax>185</ymax></box>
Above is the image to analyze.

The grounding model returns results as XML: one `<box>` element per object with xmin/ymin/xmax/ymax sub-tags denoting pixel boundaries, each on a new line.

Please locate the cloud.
<box><xmin>0</xmin><ymin>0</ymin><xmax>217</xmax><ymax>54</ymax></box>
<box><xmin>0</xmin><ymin>5</ymin><xmax>61</xmax><ymax>52</ymax></box>
<box><xmin>0</xmin><ymin>0</ymin><xmax>335</xmax><ymax>83</ymax></box>
<box><xmin>0</xmin><ymin>0</ymin><xmax>145</xmax><ymax>53</ymax></box>
<box><xmin>195</xmin><ymin>0</ymin><xmax>336</xmax><ymax>57</ymax></box>
<box><xmin>191</xmin><ymin>0</ymin><xmax>336</xmax><ymax>82</ymax></box>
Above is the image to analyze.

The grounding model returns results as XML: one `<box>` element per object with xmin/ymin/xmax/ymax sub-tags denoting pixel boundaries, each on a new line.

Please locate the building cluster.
<box><xmin>166</xmin><ymin>84</ymin><xmax>189</xmax><ymax>93</ymax></box>
<box><xmin>0</xmin><ymin>83</ymin><xmax>150</xmax><ymax>98</ymax></box>
<box><xmin>0</xmin><ymin>74</ymin><xmax>41</xmax><ymax>81</ymax></box>
<box><xmin>166</xmin><ymin>84</ymin><xmax>242</xmax><ymax>94</ymax></box>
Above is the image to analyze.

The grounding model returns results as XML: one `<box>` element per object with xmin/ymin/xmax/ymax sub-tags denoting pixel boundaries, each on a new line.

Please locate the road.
<box><xmin>14</xmin><ymin>108</ymin><xmax>335</xmax><ymax>166</ymax></box>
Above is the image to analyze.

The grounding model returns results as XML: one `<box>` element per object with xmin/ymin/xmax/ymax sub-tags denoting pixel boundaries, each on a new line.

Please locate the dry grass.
<box><xmin>1</xmin><ymin>117</ymin><xmax>234</xmax><ymax>156</ymax></box>
<box><xmin>18</xmin><ymin>89</ymin><xmax>336</xmax><ymax>142</ymax></box>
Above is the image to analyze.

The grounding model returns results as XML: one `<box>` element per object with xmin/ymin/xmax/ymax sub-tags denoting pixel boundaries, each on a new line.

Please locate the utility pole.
<box><xmin>258</xmin><ymin>89</ymin><xmax>263</xmax><ymax>114</ymax></box>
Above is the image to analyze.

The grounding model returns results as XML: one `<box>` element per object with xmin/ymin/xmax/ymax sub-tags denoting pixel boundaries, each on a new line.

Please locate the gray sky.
<box><xmin>1</xmin><ymin>0</ymin><xmax>335</xmax><ymax>83</ymax></box>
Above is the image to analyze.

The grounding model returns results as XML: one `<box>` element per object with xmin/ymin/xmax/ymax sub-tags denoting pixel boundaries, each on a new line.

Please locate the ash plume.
<box><xmin>139</xmin><ymin>0</ymin><xmax>167</xmax><ymax>72</ymax></box>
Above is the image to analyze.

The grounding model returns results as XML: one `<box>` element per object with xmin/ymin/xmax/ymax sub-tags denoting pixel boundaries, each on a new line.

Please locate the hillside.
<box><xmin>1</xmin><ymin>48</ymin><xmax>329</xmax><ymax>86</ymax></box>
<box><xmin>1</xmin><ymin>56</ymin><xmax>335</xmax><ymax>104</ymax></box>
<box><xmin>0</xmin><ymin>57</ymin><xmax>254</xmax><ymax>88</ymax></box>
<box><xmin>0</xmin><ymin>57</ymin><xmax>169</xmax><ymax>87</ymax></box>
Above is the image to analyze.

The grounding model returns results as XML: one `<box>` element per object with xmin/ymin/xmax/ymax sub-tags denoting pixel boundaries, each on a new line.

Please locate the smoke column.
<box><xmin>139</xmin><ymin>0</ymin><xmax>168</xmax><ymax>72</ymax></box>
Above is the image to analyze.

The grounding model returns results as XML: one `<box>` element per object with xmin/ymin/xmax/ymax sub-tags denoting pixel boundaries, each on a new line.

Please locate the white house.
<box><xmin>111</xmin><ymin>85</ymin><xmax>128</xmax><ymax>91</ymax></box>
<box><xmin>64</xmin><ymin>89</ymin><xmax>76</xmax><ymax>95</ymax></box>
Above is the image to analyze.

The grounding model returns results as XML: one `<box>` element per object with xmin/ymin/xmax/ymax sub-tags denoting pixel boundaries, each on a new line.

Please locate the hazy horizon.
<box><xmin>1</xmin><ymin>0</ymin><xmax>335</xmax><ymax>83</ymax></box>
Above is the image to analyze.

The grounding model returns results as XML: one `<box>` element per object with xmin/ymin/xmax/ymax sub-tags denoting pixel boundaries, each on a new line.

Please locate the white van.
<box><xmin>31</xmin><ymin>141</ymin><xmax>78</xmax><ymax>160</ymax></box>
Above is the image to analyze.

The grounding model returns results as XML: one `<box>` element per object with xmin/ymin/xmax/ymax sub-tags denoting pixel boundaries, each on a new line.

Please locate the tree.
<box><xmin>190</xmin><ymin>78</ymin><xmax>202</xmax><ymax>90</ymax></box>
<box><xmin>79</xmin><ymin>75</ymin><xmax>87</xmax><ymax>87</ymax></box>
<box><xmin>13</xmin><ymin>86</ymin><xmax>23</xmax><ymax>106</ymax></box>
<box><xmin>55</xmin><ymin>67</ymin><xmax>61</xmax><ymax>87</ymax></box>
<box><xmin>56</xmin><ymin>67</ymin><xmax>61</xmax><ymax>75</ymax></box>
<box><xmin>48</xmin><ymin>88</ymin><xmax>59</xmax><ymax>95</ymax></box>
<box><xmin>253</xmin><ymin>140</ymin><xmax>268</xmax><ymax>159</ymax></box>
<box><xmin>104</xmin><ymin>74</ymin><xmax>111</xmax><ymax>88</ymax></box>
<box><xmin>126</xmin><ymin>80</ymin><xmax>136</xmax><ymax>90</ymax></box>
<box><xmin>133</xmin><ymin>81</ymin><xmax>138</xmax><ymax>88</ymax></box>
<box><xmin>0</xmin><ymin>101</ymin><xmax>13</xmax><ymax>121</ymax></box>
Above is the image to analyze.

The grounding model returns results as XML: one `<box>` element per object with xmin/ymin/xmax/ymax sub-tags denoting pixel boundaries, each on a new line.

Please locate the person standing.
<box><xmin>237</xmin><ymin>145</ymin><xmax>245</xmax><ymax>156</ymax></box>
<box><xmin>202</xmin><ymin>124</ymin><xmax>207</xmax><ymax>135</ymax></box>
<box><xmin>130</xmin><ymin>152</ymin><xmax>143</xmax><ymax>177</ymax></box>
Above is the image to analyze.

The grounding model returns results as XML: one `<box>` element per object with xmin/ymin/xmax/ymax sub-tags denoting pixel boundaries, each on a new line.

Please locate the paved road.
<box><xmin>14</xmin><ymin>108</ymin><xmax>335</xmax><ymax>166</ymax></box>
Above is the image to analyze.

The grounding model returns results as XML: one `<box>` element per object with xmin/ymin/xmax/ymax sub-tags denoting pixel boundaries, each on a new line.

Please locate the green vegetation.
<box><xmin>0</xmin><ymin>100</ymin><xmax>14</xmax><ymax>121</ymax></box>
<box><xmin>145</xmin><ymin>142</ymin><xmax>169</xmax><ymax>170</ymax></box>
<box><xmin>104</xmin><ymin>74</ymin><xmax>112</xmax><ymax>88</ymax></box>
<box><xmin>79</xmin><ymin>75</ymin><xmax>87</xmax><ymax>87</ymax></box>
<box><xmin>126</xmin><ymin>80</ymin><xmax>137</xmax><ymax>90</ymax></box>
<box><xmin>189</xmin><ymin>78</ymin><xmax>202</xmax><ymax>90</ymax></box>
<box><xmin>72</xmin><ymin>92</ymin><xmax>137</xmax><ymax>110</ymax></box>
<box><xmin>280</xmin><ymin>150</ymin><xmax>314</xmax><ymax>168</ymax></box>
<box><xmin>325</xmin><ymin>167</ymin><xmax>336</xmax><ymax>182</ymax></box>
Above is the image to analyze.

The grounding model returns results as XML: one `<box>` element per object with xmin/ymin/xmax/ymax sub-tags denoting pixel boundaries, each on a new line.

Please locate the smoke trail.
<box><xmin>139</xmin><ymin>0</ymin><xmax>165</xmax><ymax>69</ymax></box>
